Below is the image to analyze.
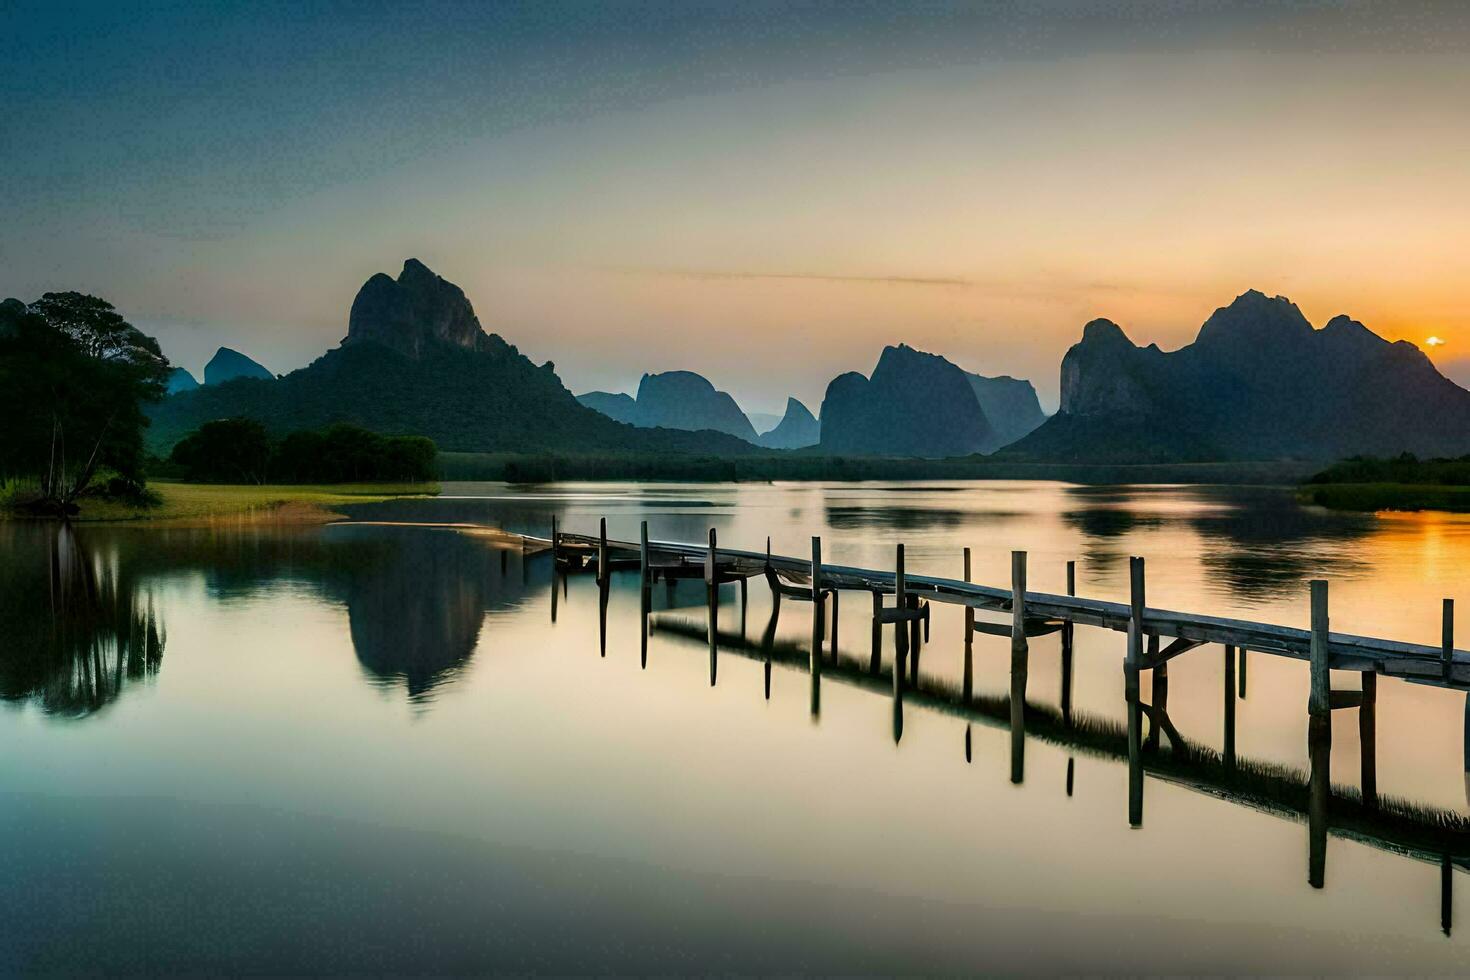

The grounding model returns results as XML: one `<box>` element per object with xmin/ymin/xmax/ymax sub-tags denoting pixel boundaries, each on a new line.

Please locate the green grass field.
<box><xmin>68</xmin><ymin>480</ymin><xmax>439</xmax><ymax>523</ymax></box>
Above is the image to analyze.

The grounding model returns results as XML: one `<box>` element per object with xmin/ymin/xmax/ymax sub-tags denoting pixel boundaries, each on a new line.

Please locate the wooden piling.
<box><xmin>707</xmin><ymin>527</ymin><xmax>718</xmax><ymax>687</ymax></box>
<box><xmin>1010</xmin><ymin>550</ymin><xmax>1028</xmax><ymax>785</ymax></box>
<box><xmin>1223</xmin><ymin>644</ymin><xmax>1237</xmax><ymax>772</ymax></box>
<box><xmin>1360</xmin><ymin>671</ymin><xmax>1378</xmax><ymax>808</ymax></box>
<box><xmin>894</xmin><ymin>544</ymin><xmax>908</xmax><ymax>666</ymax></box>
<box><xmin>1127</xmin><ymin>556</ymin><xmax>1145</xmax><ymax>827</ymax></box>
<box><xmin>639</xmin><ymin>520</ymin><xmax>650</xmax><ymax>593</ymax></box>
<box><xmin>963</xmin><ymin>548</ymin><xmax>974</xmax><ymax>701</ymax></box>
<box><xmin>598</xmin><ymin>576</ymin><xmax>609</xmax><ymax>658</ymax></box>
<box><xmin>1239</xmin><ymin>646</ymin><xmax>1248</xmax><ymax>699</ymax></box>
<box><xmin>1308</xmin><ymin>713</ymin><xmax>1330</xmax><ymax>888</ymax></box>
<box><xmin>869</xmin><ymin>590</ymin><xmax>882</xmax><ymax>674</ymax></box>
<box><xmin>1060</xmin><ymin>560</ymin><xmax>1075</xmax><ymax>723</ymax></box>
<box><xmin>1445</xmin><ymin>599</ymin><xmax>1455</xmax><ymax>682</ymax></box>
<box><xmin>830</xmin><ymin>589</ymin><xmax>839</xmax><ymax>660</ymax></box>
<box><xmin>1309</xmin><ymin>580</ymin><xmax>1330</xmax><ymax>720</ymax></box>
<box><xmin>598</xmin><ymin>517</ymin><xmax>608</xmax><ymax>583</ymax></box>
<box><xmin>810</xmin><ymin>537</ymin><xmax>823</xmax><ymax>680</ymax></box>
<box><xmin>551</xmin><ymin>514</ymin><xmax>559</xmax><ymax>564</ymax></box>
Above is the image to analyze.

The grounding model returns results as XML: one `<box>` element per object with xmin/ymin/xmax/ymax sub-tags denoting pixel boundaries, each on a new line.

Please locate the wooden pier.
<box><xmin>530</xmin><ymin>519</ymin><xmax>1470</xmax><ymax>909</ymax></box>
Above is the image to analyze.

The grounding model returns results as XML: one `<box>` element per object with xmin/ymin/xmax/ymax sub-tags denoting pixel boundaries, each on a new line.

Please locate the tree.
<box><xmin>0</xmin><ymin>295</ymin><xmax>171</xmax><ymax>512</ymax></box>
<box><xmin>169</xmin><ymin>418</ymin><xmax>272</xmax><ymax>484</ymax></box>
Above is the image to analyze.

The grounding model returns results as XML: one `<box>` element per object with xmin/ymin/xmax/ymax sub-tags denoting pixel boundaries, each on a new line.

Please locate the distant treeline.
<box><xmin>168</xmin><ymin>419</ymin><xmax>435</xmax><ymax>484</ymax></box>
<box><xmin>438</xmin><ymin>451</ymin><xmax>1314</xmax><ymax>486</ymax></box>
<box><xmin>1305</xmin><ymin>454</ymin><xmax>1470</xmax><ymax>487</ymax></box>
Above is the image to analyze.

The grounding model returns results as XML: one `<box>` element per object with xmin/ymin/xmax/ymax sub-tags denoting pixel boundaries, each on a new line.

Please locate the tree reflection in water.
<box><xmin>0</xmin><ymin>523</ymin><xmax>164</xmax><ymax>717</ymax></box>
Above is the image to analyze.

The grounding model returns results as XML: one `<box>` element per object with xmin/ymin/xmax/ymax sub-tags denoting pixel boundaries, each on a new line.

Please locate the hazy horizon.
<box><xmin>7</xmin><ymin>0</ymin><xmax>1470</xmax><ymax>415</ymax></box>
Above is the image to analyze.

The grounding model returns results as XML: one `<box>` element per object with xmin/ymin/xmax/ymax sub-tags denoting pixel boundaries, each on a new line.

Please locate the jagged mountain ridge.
<box><xmin>204</xmin><ymin>347</ymin><xmax>273</xmax><ymax>385</ymax></box>
<box><xmin>1008</xmin><ymin>289</ymin><xmax>1470</xmax><ymax>462</ymax></box>
<box><xmin>758</xmin><ymin>397</ymin><xmax>820</xmax><ymax>449</ymax></box>
<box><xmin>148</xmin><ymin>260</ymin><xmax>762</xmax><ymax>456</ymax></box>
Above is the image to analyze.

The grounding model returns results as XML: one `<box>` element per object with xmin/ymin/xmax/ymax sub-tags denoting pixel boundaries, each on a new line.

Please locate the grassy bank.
<box><xmin>1298</xmin><ymin>483</ymin><xmax>1470</xmax><ymax>514</ymax></box>
<box><xmin>24</xmin><ymin>481</ymin><xmax>439</xmax><ymax>524</ymax></box>
<box><xmin>438</xmin><ymin>451</ymin><xmax>1316</xmax><ymax>485</ymax></box>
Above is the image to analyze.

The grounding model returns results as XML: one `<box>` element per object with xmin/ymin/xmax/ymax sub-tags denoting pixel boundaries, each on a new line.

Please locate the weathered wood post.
<box><xmin>1360</xmin><ymin>671</ymin><xmax>1377</xmax><ymax>808</ymax></box>
<box><xmin>1060</xmin><ymin>560</ymin><xmax>1075</xmax><ymax>723</ymax></box>
<box><xmin>739</xmin><ymin>576</ymin><xmax>748</xmax><ymax>638</ymax></box>
<box><xmin>963</xmin><ymin>548</ymin><xmax>974</xmax><ymax>701</ymax></box>
<box><xmin>908</xmin><ymin>594</ymin><xmax>922</xmax><ymax>684</ymax></box>
<box><xmin>810</xmin><ymin>537</ymin><xmax>823</xmax><ymax>682</ymax></box>
<box><xmin>1239</xmin><ymin>646</ymin><xmax>1248</xmax><ymax>699</ymax></box>
<box><xmin>869</xmin><ymin>590</ymin><xmax>882</xmax><ymax>674</ymax></box>
<box><xmin>830</xmin><ymin>590</ymin><xmax>840</xmax><ymax>661</ymax></box>
<box><xmin>1146</xmin><ymin>634</ymin><xmax>1164</xmax><ymax>752</ymax></box>
<box><xmin>894</xmin><ymin>543</ymin><xmax>908</xmax><ymax>671</ymax></box>
<box><xmin>639</xmin><ymin>520</ymin><xmax>650</xmax><ymax>595</ymax></box>
<box><xmin>1010</xmin><ymin>550</ymin><xmax>1028</xmax><ymax>785</ymax></box>
<box><xmin>1307</xmin><ymin>579</ymin><xmax>1331</xmax><ymax>888</ymax></box>
<box><xmin>1127</xmin><ymin>556</ymin><xmax>1145</xmax><ymax>827</ymax></box>
<box><xmin>551</xmin><ymin>514</ymin><xmax>559</xmax><ymax>564</ymax></box>
<box><xmin>598</xmin><ymin>574</ymin><xmax>609</xmax><ymax>658</ymax></box>
<box><xmin>1444</xmin><ymin>599</ymin><xmax>1455</xmax><ymax>682</ymax></box>
<box><xmin>598</xmin><ymin>517</ymin><xmax>608</xmax><ymax>583</ymax></box>
<box><xmin>707</xmin><ymin>527</ymin><xmax>719</xmax><ymax>687</ymax></box>
<box><xmin>1223</xmin><ymin>644</ymin><xmax>1237</xmax><ymax>773</ymax></box>
<box><xmin>1309</xmin><ymin>580</ymin><xmax>1331</xmax><ymax>721</ymax></box>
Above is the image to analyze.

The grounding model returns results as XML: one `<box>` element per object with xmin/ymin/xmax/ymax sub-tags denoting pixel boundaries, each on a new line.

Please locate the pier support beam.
<box><xmin>707</xmin><ymin>528</ymin><xmax>719</xmax><ymax>687</ymax></box>
<box><xmin>894</xmin><ymin>543</ymin><xmax>908</xmax><ymax>679</ymax></box>
<box><xmin>1360</xmin><ymin>671</ymin><xmax>1377</xmax><ymax>808</ymax></box>
<box><xmin>963</xmin><ymin>548</ymin><xmax>974</xmax><ymax>702</ymax></box>
<box><xmin>810</xmin><ymin>536</ymin><xmax>823</xmax><ymax>719</ymax></box>
<box><xmin>1308</xmin><ymin>579</ymin><xmax>1331</xmax><ymax>888</ymax></box>
<box><xmin>870</xmin><ymin>590</ymin><xmax>882</xmax><ymax>674</ymax></box>
<box><xmin>1126</xmin><ymin>556</ymin><xmax>1145</xmax><ymax>827</ymax></box>
<box><xmin>1060</xmin><ymin>560</ymin><xmax>1075</xmax><ymax>724</ymax></box>
<box><xmin>1010</xmin><ymin>550</ymin><xmax>1028</xmax><ymax>785</ymax></box>
<box><xmin>1223</xmin><ymin>644</ymin><xmax>1237</xmax><ymax>773</ymax></box>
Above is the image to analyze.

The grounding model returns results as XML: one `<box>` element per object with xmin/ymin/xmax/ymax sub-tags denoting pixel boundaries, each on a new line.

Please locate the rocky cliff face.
<box><xmin>633</xmin><ymin>371</ymin><xmax>758</xmax><ymax>442</ymax></box>
<box><xmin>758</xmin><ymin>397</ymin><xmax>820</xmax><ymax>449</ymax></box>
<box><xmin>165</xmin><ymin>367</ymin><xmax>199</xmax><ymax>394</ymax></box>
<box><xmin>1009</xmin><ymin>289</ymin><xmax>1470</xmax><ymax>462</ymax></box>
<box><xmin>346</xmin><ymin>258</ymin><xmax>492</xmax><ymax>358</ymax></box>
<box><xmin>819</xmin><ymin>344</ymin><xmax>999</xmax><ymax>457</ymax></box>
<box><xmin>203</xmin><ymin>347</ymin><xmax>273</xmax><ymax>385</ymax></box>
<box><xmin>965</xmin><ymin>372</ymin><xmax>1046</xmax><ymax>448</ymax></box>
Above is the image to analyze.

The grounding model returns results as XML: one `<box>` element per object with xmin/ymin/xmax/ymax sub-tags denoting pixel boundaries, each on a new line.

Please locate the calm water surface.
<box><xmin>3</xmin><ymin>480</ymin><xmax>1470</xmax><ymax>973</ymax></box>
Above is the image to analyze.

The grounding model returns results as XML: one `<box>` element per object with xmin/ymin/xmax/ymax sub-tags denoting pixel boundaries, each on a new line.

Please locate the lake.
<box><xmin>3</xmin><ymin>480</ymin><xmax>1469</xmax><ymax>973</ymax></box>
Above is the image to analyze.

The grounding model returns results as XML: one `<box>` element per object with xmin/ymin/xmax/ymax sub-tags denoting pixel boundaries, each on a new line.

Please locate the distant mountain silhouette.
<box><xmin>165</xmin><ymin>367</ymin><xmax>199</xmax><ymax>394</ymax></box>
<box><xmin>758</xmin><ymin>397</ymin><xmax>820</xmax><ymax>449</ymax></box>
<box><xmin>577</xmin><ymin>370</ymin><xmax>759</xmax><ymax>443</ymax></box>
<box><xmin>203</xmin><ymin>347</ymin><xmax>273</xmax><ymax>385</ymax></box>
<box><xmin>819</xmin><ymin>344</ymin><xmax>1000</xmax><ymax>457</ymax></box>
<box><xmin>575</xmin><ymin>391</ymin><xmax>638</xmax><ymax>424</ymax></box>
<box><xmin>965</xmin><ymin>373</ymin><xmax>1046</xmax><ymax>447</ymax></box>
<box><xmin>1007</xmin><ymin>289</ymin><xmax>1470</xmax><ymax>462</ymax></box>
<box><xmin>148</xmin><ymin>260</ymin><xmax>762</xmax><ymax>457</ymax></box>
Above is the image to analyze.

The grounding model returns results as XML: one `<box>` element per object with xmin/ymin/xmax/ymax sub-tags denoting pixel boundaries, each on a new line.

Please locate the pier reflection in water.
<box><xmin>7</xmin><ymin>482</ymin><xmax>1470</xmax><ymax>972</ymax></box>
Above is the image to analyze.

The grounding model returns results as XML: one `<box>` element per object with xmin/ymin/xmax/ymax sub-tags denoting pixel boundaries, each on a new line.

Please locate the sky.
<box><xmin>4</xmin><ymin>0</ymin><xmax>1470</xmax><ymax>414</ymax></box>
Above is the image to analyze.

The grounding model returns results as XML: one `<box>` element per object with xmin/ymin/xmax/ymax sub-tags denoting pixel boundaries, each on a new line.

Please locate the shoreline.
<box><xmin>2</xmin><ymin>481</ymin><xmax>440</xmax><ymax>525</ymax></box>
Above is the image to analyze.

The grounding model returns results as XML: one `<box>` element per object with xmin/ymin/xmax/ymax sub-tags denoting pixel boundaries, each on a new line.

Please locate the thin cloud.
<box><xmin>612</xmin><ymin>267</ymin><xmax>973</xmax><ymax>288</ymax></box>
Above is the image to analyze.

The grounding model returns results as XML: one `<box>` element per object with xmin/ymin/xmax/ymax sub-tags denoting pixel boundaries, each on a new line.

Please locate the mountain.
<box><xmin>1006</xmin><ymin>289</ymin><xmax>1470</xmax><ymax>462</ymax></box>
<box><xmin>576</xmin><ymin>391</ymin><xmax>638</xmax><ymax>424</ymax></box>
<box><xmin>147</xmin><ymin>260</ymin><xmax>763</xmax><ymax>457</ymax></box>
<box><xmin>165</xmin><ymin>367</ymin><xmax>199</xmax><ymax>394</ymax></box>
<box><xmin>633</xmin><ymin>371</ymin><xmax>758</xmax><ymax>442</ymax></box>
<box><xmin>758</xmin><ymin>398</ymin><xmax>820</xmax><ymax>449</ymax></box>
<box><xmin>204</xmin><ymin>347</ymin><xmax>273</xmax><ymax>385</ymax></box>
<box><xmin>965</xmin><ymin>373</ymin><xmax>1046</xmax><ymax>448</ymax></box>
<box><xmin>577</xmin><ymin>371</ymin><xmax>759</xmax><ymax>443</ymax></box>
<box><xmin>819</xmin><ymin>344</ymin><xmax>999</xmax><ymax>457</ymax></box>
